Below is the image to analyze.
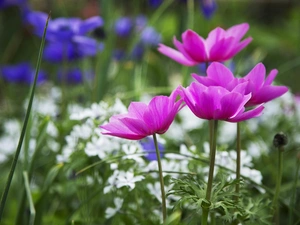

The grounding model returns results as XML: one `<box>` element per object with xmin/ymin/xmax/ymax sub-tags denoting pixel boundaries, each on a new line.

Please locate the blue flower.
<box><xmin>114</xmin><ymin>17</ymin><xmax>133</xmax><ymax>37</ymax></box>
<box><xmin>140</xmin><ymin>137</ymin><xmax>165</xmax><ymax>161</ymax></box>
<box><xmin>43</xmin><ymin>38</ymin><xmax>103</xmax><ymax>63</ymax></box>
<box><xmin>26</xmin><ymin>11</ymin><xmax>104</xmax><ymax>41</ymax></box>
<box><xmin>25</xmin><ymin>11</ymin><xmax>103</xmax><ymax>62</ymax></box>
<box><xmin>199</xmin><ymin>0</ymin><xmax>217</xmax><ymax>19</ymax></box>
<box><xmin>148</xmin><ymin>0</ymin><xmax>162</xmax><ymax>8</ymax></box>
<box><xmin>0</xmin><ymin>62</ymin><xmax>46</xmax><ymax>84</ymax></box>
<box><xmin>140</xmin><ymin>26</ymin><xmax>162</xmax><ymax>47</ymax></box>
<box><xmin>57</xmin><ymin>68</ymin><xmax>94</xmax><ymax>84</ymax></box>
<box><xmin>0</xmin><ymin>0</ymin><xmax>27</xmax><ymax>9</ymax></box>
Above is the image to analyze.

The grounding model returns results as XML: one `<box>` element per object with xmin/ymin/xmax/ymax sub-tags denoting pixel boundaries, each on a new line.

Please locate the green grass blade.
<box><xmin>23</xmin><ymin>171</ymin><xmax>36</xmax><ymax>225</ymax></box>
<box><xmin>0</xmin><ymin>13</ymin><xmax>51</xmax><ymax>222</ymax></box>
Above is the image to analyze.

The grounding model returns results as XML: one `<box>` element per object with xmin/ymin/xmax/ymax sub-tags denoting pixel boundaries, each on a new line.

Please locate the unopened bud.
<box><xmin>273</xmin><ymin>132</ymin><xmax>288</xmax><ymax>149</ymax></box>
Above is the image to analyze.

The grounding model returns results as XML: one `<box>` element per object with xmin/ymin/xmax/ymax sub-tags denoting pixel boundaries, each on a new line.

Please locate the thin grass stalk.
<box><xmin>0</xmin><ymin>13</ymin><xmax>50</xmax><ymax>222</ymax></box>
<box><xmin>202</xmin><ymin>120</ymin><xmax>218</xmax><ymax>225</ymax></box>
<box><xmin>288</xmin><ymin>155</ymin><xmax>300</xmax><ymax>225</ymax></box>
<box><xmin>187</xmin><ymin>0</ymin><xmax>194</xmax><ymax>29</ymax></box>
<box><xmin>23</xmin><ymin>171</ymin><xmax>36</xmax><ymax>225</ymax></box>
<box><xmin>235</xmin><ymin>122</ymin><xmax>241</xmax><ymax>201</ymax></box>
<box><xmin>272</xmin><ymin>146</ymin><xmax>284</xmax><ymax>223</ymax></box>
<box><xmin>153</xmin><ymin>133</ymin><xmax>167</xmax><ymax>222</ymax></box>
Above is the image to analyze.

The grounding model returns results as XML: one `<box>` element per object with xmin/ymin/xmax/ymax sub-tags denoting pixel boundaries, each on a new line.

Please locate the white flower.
<box><xmin>85</xmin><ymin>136</ymin><xmax>120</xmax><ymax>159</ymax></box>
<box><xmin>115</xmin><ymin>171</ymin><xmax>144</xmax><ymax>190</ymax></box>
<box><xmin>105</xmin><ymin>197</ymin><xmax>124</xmax><ymax>219</ymax></box>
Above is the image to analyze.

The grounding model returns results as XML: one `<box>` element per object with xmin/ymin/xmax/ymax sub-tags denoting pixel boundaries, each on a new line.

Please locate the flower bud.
<box><xmin>273</xmin><ymin>132</ymin><xmax>288</xmax><ymax>149</ymax></box>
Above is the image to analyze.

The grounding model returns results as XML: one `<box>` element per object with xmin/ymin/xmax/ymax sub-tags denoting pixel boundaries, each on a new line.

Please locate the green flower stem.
<box><xmin>272</xmin><ymin>146</ymin><xmax>284</xmax><ymax>215</ymax></box>
<box><xmin>288</xmin><ymin>155</ymin><xmax>300</xmax><ymax>225</ymax></box>
<box><xmin>153</xmin><ymin>133</ymin><xmax>167</xmax><ymax>222</ymax></box>
<box><xmin>0</xmin><ymin>13</ymin><xmax>50</xmax><ymax>222</ymax></box>
<box><xmin>187</xmin><ymin>0</ymin><xmax>194</xmax><ymax>29</ymax></box>
<box><xmin>235</xmin><ymin>122</ymin><xmax>241</xmax><ymax>201</ymax></box>
<box><xmin>202</xmin><ymin>120</ymin><xmax>218</xmax><ymax>225</ymax></box>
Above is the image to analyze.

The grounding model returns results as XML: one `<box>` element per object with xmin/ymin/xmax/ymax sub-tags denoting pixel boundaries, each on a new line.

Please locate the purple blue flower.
<box><xmin>114</xmin><ymin>17</ymin><xmax>133</xmax><ymax>37</ymax></box>
<box><xmin>57</xmin><ymin>68</ymin><xmax>94</xmax><ymax>84</ymax></box>
<box><xmin>0</xmin><ymin>62</ymin><xmax>46</xmax><ymax>84</ymax></box>
<box><xmin>140</xmin><ymin>137</ymin><xmax>165</xmax><ymax>161</ymax></box>
<box><xmin>200</xmin><ymin>0</ymin><xmax>217</xmax><ymax>19</ymax></box>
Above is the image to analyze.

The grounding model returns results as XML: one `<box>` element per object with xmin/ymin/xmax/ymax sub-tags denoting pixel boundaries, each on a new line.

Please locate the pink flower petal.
<box><xmin>208</xmin><ymin>37</ymin><xmax>235</xmax><ymax>61</ymax></box>
<box><xmin>244</xmin><ymin>63</ymin><xmax>266</xmax><ymax>91</ymax></box>
<box><xmin>228</xmin><ymin>105</ymin><xmax>264</xmax><ymax>122</ymax></box>
<box><xmin>215</xmin><ymin>92</ymin><xmax>245</xmax><ymax>119</ymax></box>
<box><xmin>158</xmin><ymin>44</ymin><xmax>197</xmax><ymax>66</ymax></box>
<box><xmin>206</xmin><ymin>62</ymin><xmax>235</xmax><ymax>86</ymax></box>
<box><xmin>181</xmin><ymin>30</ymin><xmax>207</xmax><ymax>62</ymax></box>
<box><xmin>226</xmin><ymin>23</ymin><xmax>250</xmax><ymax>40</ymax></box>
<box><xmin>226</xmin><ymin>37</ymin><xmax>252</xmax><ymax>59</ymax></box>
<box><xmin>206</xmin><ymin>27</ymin><xmax>226</xmax><ymax>53</ymax></box>
<box><xmin>192</xmin><ymin>73</ymin><xmax>217</xmax><ymax>86</ymax></box>
<box><xmin>247</xmin><ymin>86</ymin><xmax>289</xmax><ymax>106</ymax></box>
<box><xmin>264</xmin><ymin>69</ymin><xmax>278</xmax><ymax>86</ymax></box>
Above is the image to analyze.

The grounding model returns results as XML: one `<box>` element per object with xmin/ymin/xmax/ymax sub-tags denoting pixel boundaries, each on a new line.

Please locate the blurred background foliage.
<box><xmin>0</xmin><ymin>0</ymin><xmax>300</xmax><ymax>224</ymax></box>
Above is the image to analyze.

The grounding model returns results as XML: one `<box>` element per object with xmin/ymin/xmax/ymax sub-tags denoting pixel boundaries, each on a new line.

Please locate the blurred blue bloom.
<box><xmin>26</xmin><ymin>11</ymin><xmax>104</xmax><ymax>41</ymax></box>
<box><xmin>148</xmin><ymin>0</ymin><xmax>162</xmax><ymax>8</ymax></box>
<box><xmin>114</xmin><ymin>17</ymin><xmax>133</xmax><ymax>37</ymax></box>
<box><xmin>25</xmin><ymin>11</ymin><xmax>103</xmax><ymax>62</ymax></box>
<box><xmin>199</xmin><ymin>0</ymin><xmax>217</xmax><ymax>19</ymax></box>
<box><xmin>140</xmin><ymin>27</ymin><xmax>162</xmax><ymax>47</ymax></box>
<box><xmin>43</xmin><ymin>38</ymin><xmax>103</xmax><ymax>63</ymax></box>
<box><xmin>135</xmin><ymin>15</ymin><xmax>147</xmax><ymax>32</ymax></box>
<box><xmin>131</xmin><ymin>43</ymin><xmax>145</xmax><ymax>61</ymax></box>
<box><xmin>140</xmin><ymin>137</ymin><xmax>164</xmax><ymax>161</ymax></box>
<box><xmin>0</xmin><ymin>62</ymin><xmax>46</xmax><ymax>84</ymax></box>
<box><xmin>0</xmin><ymin>0</ymin><xmax>27</xmax><ymax>9</ymax></box>
<box><xmin>57</xmin><ymin>68</ymin><xmax>94</xmax><ymax>84</ymax></box>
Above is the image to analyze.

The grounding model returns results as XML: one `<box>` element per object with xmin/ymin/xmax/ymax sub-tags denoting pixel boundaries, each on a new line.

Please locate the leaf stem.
<box><xmin>153</xmin><ymin>133</ymin><xmax>167</xmax><ymax>222</ymax></box>
<box><xmin>0</xmin><ymin>13</ymin><xmax>50</xmax><ymax>222</ymax></box>
<box><xmin>272</xmin><ymin>146</ymin><xmax>284</xmax><ymax>221</ymax></box>
<box><xmin>202</xmin><ymin>120</ymin><xmax>218</xmax><ymax>225</ymax></box>
<box><xmin>235</xmin><ymin>122</ymin><xmax>241</xmax><ymax>201</ymax></box>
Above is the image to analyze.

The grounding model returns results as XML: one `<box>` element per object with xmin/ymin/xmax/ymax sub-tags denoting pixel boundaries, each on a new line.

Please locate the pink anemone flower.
<box><xmin>192</xmin><ymin>62</ymin><xmax>289</xmax><ymax>107</ymax></box>
<box><xmin>180</xmin><ymin>82</ymin><xmax>264</xmax><ymax>122</ymax></box>
<box><xmin>100</xmin><ymin>88</ymin><xmax>184</xmax><ymax>140</ymax></box>
<box><xmin>158</xmin><ymin>23</ymin><xmax>252</xmax><ymax>66</ymax></box>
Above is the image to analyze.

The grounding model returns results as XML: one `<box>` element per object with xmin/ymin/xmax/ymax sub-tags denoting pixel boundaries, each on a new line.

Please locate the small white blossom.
<box><xmin>105</xmin><ymin>197</ymin><xmax>124</xmax><ymax>219</ymax></box>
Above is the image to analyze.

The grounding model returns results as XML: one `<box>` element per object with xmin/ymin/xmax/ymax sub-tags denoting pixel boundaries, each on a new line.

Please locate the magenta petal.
<box><xmin>206</xmin><ymin>62</ymin><xmax>235</xmax><ymax>86</ymax></box>
<box><xmin>215</xmin><ymin>92</ymin><xmax>245</xmax><ymax>119</ymax></box>
<box><xmin>208</xmin><ymin>37</ymin><xmax>235</xmax><ymax>61</ymax></box>
<box><xmin>264</xmin><ymin>69</ymin><xmax>278</xmax><ymax>86</ymax></box>
<box><xmin>228</xmin><ymin>105</ymin><xmax>264</xmax><ymax>122</ymax></box>
<box><xmin>173</xmin><ymin>37</ymin><xmax>195</xmax><ymax>62</ymax></box>
<box><xmin>206</xmin><ymin>27</ymin><xmax>226</xmax><ymax>51</ymax></box>
<box><xmin>245</xmin><ymin>63</ymin><xmax>266</xmax><ymax>91</ymax></box>
<box><xmin>181</xmin><ymin>30</ymin><xmax>207</xmax><ymax>62</ymax></box>
<box><xmin>158</xmin><ymin>44</ymin><xmax>197</xmax><ymax>66</ymax></box>
<box><xmin>100</xmin><ymin>120</ymin><xmax>147</xmax><ymax>140</ymax></box>
<box><xmin>248</xmin><ymin>86</ymin><xmax>289</xmax><ymax>106</ymax></box>
<box><xmin>192</xmin><ymin>73</ymin><xmax>217</xmax><ymax>86</ymax></box>
<box><xmin>226</xmin><ymin>23</ymin><xmax>250</xmax><ymax>40</ymax></box>
<box><xmin>128</xmin><ymin>102</ymin><xmax>148</xmax><ymax>119</ymax></box>
<box><xmin>120</xmin><ymin>117</ymin><xmax>150</xmax><ymax>136</ymax></box>
<box><xmin>143</xmin><ymin>96</ymin><xmax>170</xmax><ymax>132</ymax></box>
<box><xmin>227</xmin><ymin>37</ymin><xmax>252</xmax><ymax>59</ymax></box>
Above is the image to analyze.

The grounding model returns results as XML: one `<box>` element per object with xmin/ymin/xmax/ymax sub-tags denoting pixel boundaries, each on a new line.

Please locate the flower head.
<box><xmin>140</xmin><ymin>137</ymin><xmax>165</xmax><ymax>161</ymax></box>
<box><xmin>180</xmin><ymin>82</ymin><xmax>264</xmax><ymax>122</ymax></box>
<box><xmin>100</xmin><ymin>88</ymin><xmax>184</xmax><ymax>140</ymax></box>
<box><xmin>158</xmin><ymin>23</ymin><xmax>252</xmax><ymax>66</ymax></box>
<box><xmin>26</xmin><ymin>11</ymin><xmax>104</xmax><ymax>41</ymax></box>
<box><xmin>114</xmin><ymin>17</ymin><xmax>133</xmax><ymax>37</ymax></box>
<box><xmin>192</xmin><ymin>62</ymin><xmax>289</xmax><ymax>106</ymax></box>
<box><xmin>0</xmin><ymin>62</ymin><xmax>46</xmax><ymax>84</ymax></box>
<box><xmin>200</xmin><ymin>0</ymin><xmax>217</xmax><ymax>19</ymax></box>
